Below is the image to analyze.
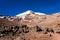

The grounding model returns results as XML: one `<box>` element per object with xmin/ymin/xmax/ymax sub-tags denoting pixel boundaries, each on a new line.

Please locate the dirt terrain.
<box><xmin>0</xmin><ymin>13</ymin><xmax>60</xmax><ymax>40</ymax></box>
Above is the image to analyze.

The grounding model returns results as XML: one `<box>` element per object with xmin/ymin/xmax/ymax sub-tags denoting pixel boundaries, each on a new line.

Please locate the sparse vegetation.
<box><xmin>35</xmin><ymin>26</ymin><xmax>43</xmax><ymax>32</ymax></box>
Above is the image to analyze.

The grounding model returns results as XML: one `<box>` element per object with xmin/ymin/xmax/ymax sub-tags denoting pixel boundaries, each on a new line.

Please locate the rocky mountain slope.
<box><xmin>0</xmin><ymin>10</ymin><xmax>60</xmax><ymax>40</ymax></box>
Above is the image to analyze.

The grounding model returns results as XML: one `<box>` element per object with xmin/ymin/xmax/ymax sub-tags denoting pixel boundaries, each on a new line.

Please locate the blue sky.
<box><xmin>0</xmin><ymin>0</ymin><xmax>60</xmax><ymax>16</ymax></box>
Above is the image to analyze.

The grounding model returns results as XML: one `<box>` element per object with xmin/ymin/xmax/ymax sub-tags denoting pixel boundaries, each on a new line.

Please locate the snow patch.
<box><xmin>34</xmin><ymin>12</ymin><xmax>46</xmax><ymax>15</ymax></box>
<box><xmin>16</xmin><ymin>10</ymin><xmax>33</xmax><ymax>19</ymax></box>
<box><xmin>16</xmin><ymin>10</ymin><xmax>46</xmax><ymax>19</ymax></box>
<box><xmin>0</xmin><ymin>16</ymin><xmax>5</xmax><ymax>18</ymax></box>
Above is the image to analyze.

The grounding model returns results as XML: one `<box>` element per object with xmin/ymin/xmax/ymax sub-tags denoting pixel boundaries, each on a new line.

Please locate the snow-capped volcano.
<box><xmin>16</xmin><ymin>10</ymin><xmax>46</xmax><ymax>16</ymax></box>
<box><xmin>16</xmin><ymin>10</ymin><xmax>46</xmax><ymax>19</ymax></box>
<box><xmin>16</xmin><ymin>10</ymin><xmax>34</xmax><ymax>19</ymax></box>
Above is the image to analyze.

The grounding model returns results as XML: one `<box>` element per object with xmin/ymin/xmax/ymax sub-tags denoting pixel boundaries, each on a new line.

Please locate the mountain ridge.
<box><xmin>0</xmin><ymin>10</ymin><xmax>60</xmax><ymax>40</ymax></box>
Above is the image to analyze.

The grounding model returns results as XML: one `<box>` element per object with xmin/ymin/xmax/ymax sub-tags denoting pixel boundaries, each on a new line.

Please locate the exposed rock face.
<box><xmin>0</xmin><ymin>11</ymin><xmax>60</xmax><ymax>40</ymax></box>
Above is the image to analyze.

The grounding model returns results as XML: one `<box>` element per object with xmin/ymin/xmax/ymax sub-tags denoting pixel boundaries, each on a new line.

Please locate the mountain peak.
<box><xmin>16</xmin><ymin>10</ymin><xmax>46</xmax><ymax>19</ymax></box>
<box><xmin>25</xmin><ymin>10</ymin><xmax>33</xmax><ymax>14</ymax></box>
<box><xmin>16</xmin><ymin>10</ymin><xmax>46</xmax><ymax>16</ymax></box>
<box><xmin>16</xmin><ymin>10</ymin><xmax>33</xmax><ymax>16</ymax></box>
